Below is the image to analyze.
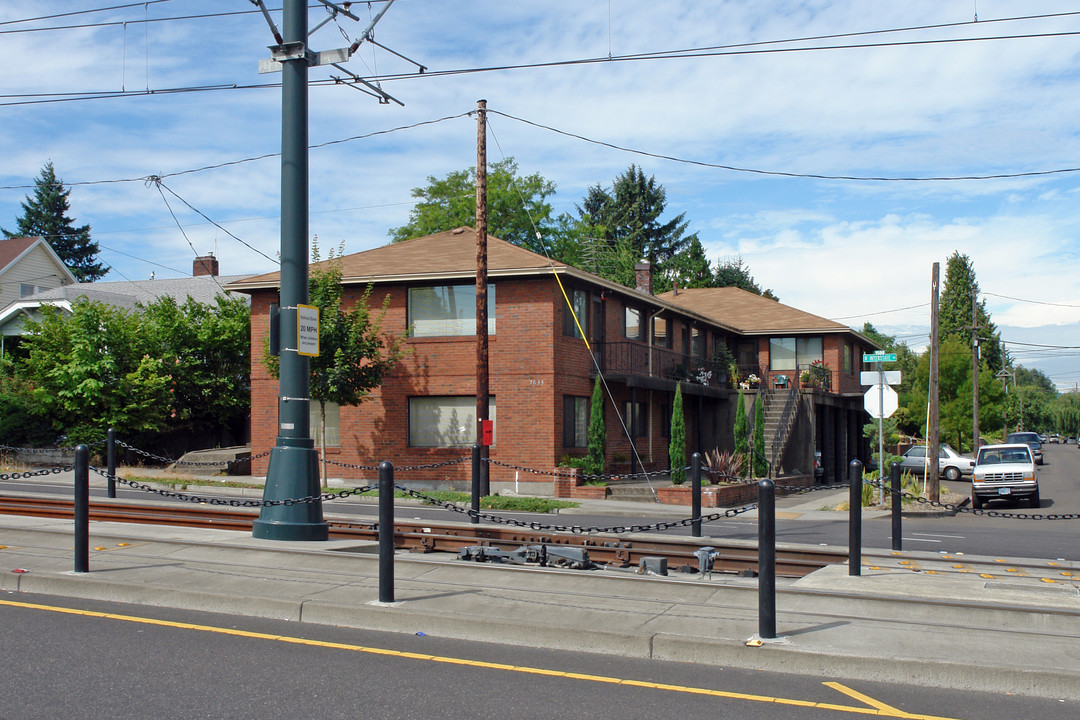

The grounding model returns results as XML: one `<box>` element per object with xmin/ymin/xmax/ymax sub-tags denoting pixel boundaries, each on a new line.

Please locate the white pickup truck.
<box><xmin>971</xmin><ymin>443</ymin><xmax>1039</xmax><ymax>509</ymax></box>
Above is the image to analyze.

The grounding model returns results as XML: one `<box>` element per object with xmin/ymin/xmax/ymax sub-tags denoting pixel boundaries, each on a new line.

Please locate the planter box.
<box><xmin>570</xmin><ymin>484</ymin><xmax>609</xmax><ymax>499</ymax></box>
<box><xmin>657</xmin><ymin>482</ymin><xmax>758</xmax><ymax>507</ymax></box>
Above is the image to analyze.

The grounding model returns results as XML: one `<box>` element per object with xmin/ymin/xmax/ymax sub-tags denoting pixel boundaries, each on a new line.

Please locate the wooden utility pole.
<box><xmin>972</xmin><ymin>291</ymin><xmax>981</xmax><ymax>456</ymax></box>
<box><xmin>475</xmin><ymin>99</ymin><xmax>490</xmax><ymax>496</ymax></box>
<box><xmin>928</xmin><ymin>263</ymin><xmax>940</xmax><ymax>502</ymax></box>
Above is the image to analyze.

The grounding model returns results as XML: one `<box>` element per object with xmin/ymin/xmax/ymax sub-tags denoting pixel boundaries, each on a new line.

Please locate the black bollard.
<box><xmin>890</xmin><ymin>461</ymin><xmax>902</xmax><ymax>552</ymax></box>
<box><xmin>106</xmin><ymin>428</ymin><xmax>116</xmax><ymax>499</ymax></box>
<box><xmin>757</xmin><ymin>478</ymin><xmax>776</xmax><ymax>640</ymax></box>
<box><xmin>470</xmin><ymin>445</ymin><xmax>481</xmax><ymax>525</ymax></box>
<box><xmin>74</xmin><ymin>444</ymin><xmax>89</xmax><ymax>573</ymax></box>
<box><xmin>848</xmin><ymin>459</ymin><xmax>863</xmax><ymax>576</ymax></box>
<box><xmin>691</xmin><ymin>452</ymin><xmax>702</xmax><ymax>538</ymax></box>
<box><xmin>378</xmin><ymin>460</ymin><xmax>394</xmax><ymax>603</ymax></box>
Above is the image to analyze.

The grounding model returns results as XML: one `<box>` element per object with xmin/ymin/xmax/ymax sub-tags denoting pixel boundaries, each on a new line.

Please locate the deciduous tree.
<box><xmin>389</xmin><ymin>157</ymin><xmax>557</xmax><ymax>254</ymax></box>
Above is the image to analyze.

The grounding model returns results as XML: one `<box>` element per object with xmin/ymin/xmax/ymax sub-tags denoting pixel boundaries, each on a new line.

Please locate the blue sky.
<box><xmin>3</xmin><ymin>1</ymin><xmax>1080</xmax><ymax>389</ymax></box>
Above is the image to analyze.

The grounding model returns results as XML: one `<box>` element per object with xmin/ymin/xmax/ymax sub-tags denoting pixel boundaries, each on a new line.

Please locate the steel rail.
<box><xmin>0</xmin><ymin>494</ymin><xmax>843</xmax><ymax>577</ymax></box>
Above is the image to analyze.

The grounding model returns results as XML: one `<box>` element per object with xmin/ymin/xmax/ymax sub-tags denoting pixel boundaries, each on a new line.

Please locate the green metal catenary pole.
<box><xmin>253</xmin><ymin>0</ymin><xmax>328</xmax><ymax>541</ymax></box>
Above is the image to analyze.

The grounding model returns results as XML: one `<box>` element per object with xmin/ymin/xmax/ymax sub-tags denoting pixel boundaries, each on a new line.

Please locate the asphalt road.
<box><xmin>1</xmin><ymin>593</ymin><xmax>1071</xmax><ymax>720</ymax></box>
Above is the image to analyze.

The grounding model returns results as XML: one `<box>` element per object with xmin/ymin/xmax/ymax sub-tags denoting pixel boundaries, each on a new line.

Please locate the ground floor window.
<box><xmin>563</xmin><ymin>396</ymin><xmax>588</xmax><ymax>447</ymax></box>
<box><xmin>624</xmin><ymin>400</ymin><xmax>648</xmax><ymax>437</ymax></box>
<box><xmin>408</xmin><ymin>396</ymin><xmax>496</xmax><ymax>447</ymax></box>
<box><xmin>309</xmin><ymin>401</ymin><xmax>340</xmax><ymax>447</ymax></box>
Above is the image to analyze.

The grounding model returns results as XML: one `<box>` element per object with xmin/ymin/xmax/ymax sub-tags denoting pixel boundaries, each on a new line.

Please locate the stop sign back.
<box><xmin>864</xmin><ymin>384</ymin><xmax>898</xmax><ymax>418</ymax></box>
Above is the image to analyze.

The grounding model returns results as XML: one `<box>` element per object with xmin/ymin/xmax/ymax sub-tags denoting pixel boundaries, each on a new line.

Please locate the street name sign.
<box><xmin>863</xmin><ymin>352</ymin><xmax>897</xmax><ymax>363</ymax></box>
<box><xmin>860</xmin><ymin>370</ymin><xmax>902</xmax><ymax>386</ymax></box>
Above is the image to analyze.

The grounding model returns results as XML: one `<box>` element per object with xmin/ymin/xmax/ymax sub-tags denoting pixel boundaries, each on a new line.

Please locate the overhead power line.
<box><xmin>488</xmin><ymin>109</ymin><xmax>1080</xmax><ymax>182</ymax></box>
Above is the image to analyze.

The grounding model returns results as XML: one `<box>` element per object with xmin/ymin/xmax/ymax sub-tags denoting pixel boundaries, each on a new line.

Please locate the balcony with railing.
<box><xmin>596</xmin><ymin>341</ymin><xmax>730</xmax><ymax>389</ymax></box>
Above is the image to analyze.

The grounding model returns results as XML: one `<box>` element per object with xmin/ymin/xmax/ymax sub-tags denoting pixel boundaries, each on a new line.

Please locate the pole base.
<box><xmin>252</xmin><ymin>441</ymin><xmax>328</xmax><ymax>541</ymax></box>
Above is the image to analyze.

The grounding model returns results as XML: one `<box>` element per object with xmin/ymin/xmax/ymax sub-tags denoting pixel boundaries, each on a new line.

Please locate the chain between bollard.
<box><xmin>859</xmin><ymin>476</ymin><xmax>1080</xmax><ymax>520</ymax></box>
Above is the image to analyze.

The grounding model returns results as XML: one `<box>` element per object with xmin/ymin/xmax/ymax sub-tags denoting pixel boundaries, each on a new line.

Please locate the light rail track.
<box><xmin>0</xmin><ymin>494</ymin><xmax>844</xmax><ymax>577</ymax></box>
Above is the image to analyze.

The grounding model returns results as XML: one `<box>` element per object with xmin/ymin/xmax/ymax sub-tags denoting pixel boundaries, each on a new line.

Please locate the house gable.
<box><xmin>0</xmin><ymin>237</ymin><xmax>77</xmax><ymax>311</ymax></box>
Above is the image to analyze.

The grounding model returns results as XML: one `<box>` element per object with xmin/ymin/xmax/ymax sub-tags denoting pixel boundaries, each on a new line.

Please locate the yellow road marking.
<box><xmin>825</xmin><ymin>681</ymin><xmax>905</xmax><ymax>714</ymax></box>
<box><xmin>0</xmin><ymin>598</ymin><xmax>971</xmax><ymax>720</ymax></box>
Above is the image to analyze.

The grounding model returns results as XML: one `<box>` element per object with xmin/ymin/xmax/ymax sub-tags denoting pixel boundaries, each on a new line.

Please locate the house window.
<box><xmin>563</xmin><ymin>396</ymin><xmax>588</xmax><ymax>447</ymax></box>
<box><xmin>624</xmin><ymin>306</ymin><xmax>641</xmax><ymax>341</ymax></box>
<box><xmin>309</xmin><ymin>401</ymin><xmax>340</xmax><ymax>447</ymax></box>
<box><xmin>563</xmin><ymin>288</ymin><xmax>588</xmax><ymax>338</ymax></box>
<box><xmin>408</xmin><ymin>284</ymin><xmax>495</xmax><ymax>337</ymax></box>
<box><xmin>408</xmin><ymin>396</ymin><xmax>496</xmax><ymax>447</ymax></box>
<box><xmin>797</xmin><ymin>337</ymin><xmax>823</xmax><ymax>365</ymax></box>
<box><xmin>652</xmin><ymin>316</ymin><xmax>670</xmax><ymax>347</ymax></box>
<box><xmin>624</xmin><ymin>401</ymin><xmax>648</xmax><ymax>437</ymax></box>
<box><xmin>769</xmin><ymin>338</ymin><xmax>797</xmax><ymax>371</ymax></box>
<box><xmin>691</xmin><ymin>327</ymin><xmax>705</xmax><ymax>358</ymax></box>
<box><xmin>770</xmin><ymin>336</ymin><xmax>823</xmax><ymax>371</ymax></box>
<box><xmin>843</xmin><ymin>343</ymin><xmax>852</xmax><ymax>373</ymax></box>
<box><xmin>20</xmin><ymin>283</ymin><xmax>47</xmax><ymax>298</ymax></box>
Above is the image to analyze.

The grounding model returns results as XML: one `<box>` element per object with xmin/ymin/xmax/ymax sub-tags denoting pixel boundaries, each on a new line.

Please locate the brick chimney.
<box><xmin>193</xmin><ymin>254</ymin><xmax>219</xmax><ymax>277</ymax></box>
<box><xmin>634</xmin><ymin>260</ymin><xmax>652</xmax><ymax>295</ymax></box>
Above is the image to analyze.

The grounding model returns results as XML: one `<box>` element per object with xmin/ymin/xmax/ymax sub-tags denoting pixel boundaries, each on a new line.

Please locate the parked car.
<box><xmin>971</xmin><ymin>443</ymin><xmax>1039</xmax><ymax>509</ymax></box>
<box><xmin>1006</xmin><ymin>431</ymin><xmax>1043</xmax><ymax>465</ymax></box>
<box><xmin>898</xmin><ymin>444</ymin><xmax>976</xmax><ymax>481</ymax></box>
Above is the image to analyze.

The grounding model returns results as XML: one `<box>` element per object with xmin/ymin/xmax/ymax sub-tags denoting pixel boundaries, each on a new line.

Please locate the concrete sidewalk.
<box><xmin>1</xmin><ymin>507</ymin><xmax>1078</xmax><ymax>702</ymax></box>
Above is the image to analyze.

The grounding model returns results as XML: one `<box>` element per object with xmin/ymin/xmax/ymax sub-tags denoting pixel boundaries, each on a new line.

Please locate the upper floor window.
<box><xmin>770</xmin><ymin>336</ymin><xmax>823</xmax><ymax>371</ymax></box>
<box><xmin>691</xmin><ymin>327</ymin><xmax>705</xmax><ymax>358</ymax></box>
<box><xmin>20</xmin><ymin>283</ymin><xmax>47</xmax><ymax>298</ymax></box>
<box><xmin>624</xmin><ymin>306</ymin><xmax>641</xmax><ymax>341</ymax></box>
<box><xmin>563</xmin><ymin>288</ymin><xmax>588</xmax><ymax>338</ymax></box>
<box><xmin>408</xmin><ymin>284</ymin><xmax>495</xmax><ymax>337</ymax></box>
<box><xmin>652</xmin><ymin>316</ymin><xmax>670</xmax><ymax>348</ymax></box>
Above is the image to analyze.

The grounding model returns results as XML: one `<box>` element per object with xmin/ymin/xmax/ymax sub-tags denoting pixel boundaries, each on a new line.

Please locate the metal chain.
<box><xmin>861</xmin><ymin>477</ymin><xmax>1080</xmax><ymax>520</ymax></box>
<box><xmin>485</xmin><ymin>456</ymin><xmax>680</xmax><ymax>483</ymax></box>
<box><xmin>0</xmin><ymin>440</ymin><xmax>105</xmax><ymax>454</ymax></box>
<box><xmin>394</xmin><ymin>484</ymin><xmax>758</xmax><ymax>534</ymax></box>
<box><xmin>90</xmin><ymin>466</ymin><xmax>376</xmax><ymax>508</ymax></box>
<box><xmin>114</xmin><ymin>440</ymin><xmax>269</xmax><ymax>467</ymax></box>
<box><xmin>0</xmin><ymin>465</ymin><xmax>74</xmax><ymax>481</ymax></box>
<box><xmin>323</xmin><ymin>455</ymin><xmax>470</xmax><ymax>472</ymax></box>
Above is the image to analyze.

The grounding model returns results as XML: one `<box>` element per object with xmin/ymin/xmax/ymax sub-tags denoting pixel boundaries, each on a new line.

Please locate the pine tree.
<box><xmin>3</xmin><ymin>162</ymin><xmax>107</xmax><ymax>282</ymax></box>
<box><xmin>939</xmin><ymin>251</ymin><xmax>1003</xmax><ymax>372</ymax></box>
<box><xmin>752</xmin><ymin>393</ymin><xmax>768</xmax><ymax>477</ymax></box>
<box><xmin>733</xmin><ymin>387</ymin><xmax>749</xmax><ymax>472</ymax></box>
<box><xmin>669</xmin><ymin>383</ymin><xmax>686</xmax><ymax>484</ymax></box>
<box><xmin>576</xmin><ymin>164</ymin><xmax>695</xmax><ymax>292</ymax></box>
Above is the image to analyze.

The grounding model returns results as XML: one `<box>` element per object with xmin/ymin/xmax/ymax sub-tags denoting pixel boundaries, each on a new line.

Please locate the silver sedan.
<box><xmin>898</xmin><ymin>444</ymin><xmax>976</xmax><ymax>481</ymax></box>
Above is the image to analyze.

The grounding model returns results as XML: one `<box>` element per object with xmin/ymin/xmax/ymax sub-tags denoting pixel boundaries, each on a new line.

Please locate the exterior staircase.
<box><xmin>760</xmin><ymin>388</ymin><xmax>799</xmax><ymax>476</ymax></box>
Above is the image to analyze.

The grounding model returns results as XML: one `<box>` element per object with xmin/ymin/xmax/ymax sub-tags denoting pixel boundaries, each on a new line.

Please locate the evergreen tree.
<box><xmin>733</xmin><ymin>387</ymin><xmax>749</xmax><ymax>469</ymax></box>
<box><xmin>939</xmin><ymin>251</ymin><xmax>1003</xmax><ymax>372</ymax></box>
<box><xmin>752</xmin><ymin>392</ymin><xmax>768</xmax><ymax>477</ymax></box>
<box><xmin>713</xmin><ymin>254</ymin><xmax>778</xmax><ymax>301</ymax></box>
<box><xmin>3</xmin><ymin>162</ymin><xmax>107</xmax><ymax>282</ymax></box>
<box><xmin>576</xmin><ymin>164</ymin><xmax>696</xmax><ymax>292</ymax></box>
<box><xmin>662</xmin><ymin>235</ymin><xmax>713</xmax><ymax>290</ymax></box>
<box><xmin>585</xmin><ymin>375</ymin><xmax>606</xmax><ymax>477</ymax></box>
<box><xmin>669</xmin><ymin>383</ymin><xmax>686</xmax><ymax>484</ymax></box>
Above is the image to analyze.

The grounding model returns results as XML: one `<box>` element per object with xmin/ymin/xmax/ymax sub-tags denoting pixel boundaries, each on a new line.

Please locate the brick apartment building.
<box><xmin>228</xmin><ymin>227</ymin><xmax>878</xmax><ymax>491</ymax></box>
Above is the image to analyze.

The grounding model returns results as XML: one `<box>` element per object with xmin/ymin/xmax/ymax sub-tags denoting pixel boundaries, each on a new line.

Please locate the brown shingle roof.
<box><xmin>0</xmin><ymin>237</ymin><xmax>39</xmax><ymax>273</ymax></box>
<box><xmin>230</xmin><ymin>227</ymin><xmax>570</xmax><ymax>289</ymax></box>
<box><xmin>656</xmin><ymin>286</ymin><xmax>851</xmax><ymax>335</ymax></box>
